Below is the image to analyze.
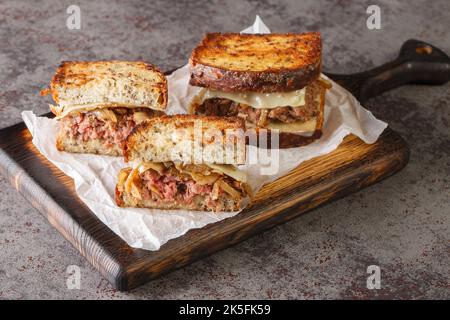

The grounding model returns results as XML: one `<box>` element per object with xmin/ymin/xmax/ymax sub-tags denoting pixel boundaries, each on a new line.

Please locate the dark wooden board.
<box><xmin>0</xmin><ymin>39</ymin><xmax>448</xmax><ymax>291</ymax></box>
<box><xmin>0</xmin><ymin>121</ymin><xmax>409</xmax><ymax>290</ymax></box>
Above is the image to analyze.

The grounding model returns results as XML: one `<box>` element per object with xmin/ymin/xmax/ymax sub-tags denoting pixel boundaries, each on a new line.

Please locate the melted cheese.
<box><xmin>197</xmin><ymin>87</ymin><xmax>306</xmax><ymax>109</ymax></box>
<box><xmin>206</xmin><ymin>163</ymin><xmax>247</xmax><ymax>183</ymax></box>
<box><xmin>266</xmin><ymin>118</ymin><xmax>317</xmax><ymax>135</ymax></box>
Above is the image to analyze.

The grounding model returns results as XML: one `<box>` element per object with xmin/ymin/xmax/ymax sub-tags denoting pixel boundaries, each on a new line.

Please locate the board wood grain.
<box><xmin>0</xmin><ymin>119</ymin><xmax>409</xmax><ymax>290</ymax></box>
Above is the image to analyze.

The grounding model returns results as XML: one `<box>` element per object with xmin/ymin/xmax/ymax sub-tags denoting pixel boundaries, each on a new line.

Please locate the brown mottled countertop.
<box><xmin>0</xmin><ymin>0</ymin><xmax>449</xmax><ymax>299</ymax></box>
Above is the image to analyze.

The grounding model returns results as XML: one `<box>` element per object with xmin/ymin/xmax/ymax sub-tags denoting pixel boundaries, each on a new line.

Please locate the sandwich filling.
<box><xmin>192</xmin><ymin>78</ymin><xmax>331</xmax><ymax>132</ymax></box>
<box><xmin>60</xmin><ymin>107</ymin><xmax>162</xmax><ymax>150</ymax></box>
<box><xmin>117</xmin><ymin>162</ymin><xmax>252</xmax><ymax>212</ymax></box>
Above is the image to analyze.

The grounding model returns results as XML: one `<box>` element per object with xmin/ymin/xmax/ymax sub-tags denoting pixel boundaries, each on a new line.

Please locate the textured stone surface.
<box><xmin>0</xmin><ymin>0</ymin><xmax>449</xmax><ymax>299</ymax></box>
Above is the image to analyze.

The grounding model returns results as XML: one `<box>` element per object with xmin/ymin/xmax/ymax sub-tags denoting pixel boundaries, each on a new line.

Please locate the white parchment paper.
<box><xmin>22</xmin><ymin>16</ymin><xmax>387</xmax><ymax>251</ymax></box>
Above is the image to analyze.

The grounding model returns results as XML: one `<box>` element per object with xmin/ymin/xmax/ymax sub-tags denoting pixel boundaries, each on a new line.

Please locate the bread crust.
<box><xmin>189</xmin><ymin>32</ymin><xmax>322</xmax><ymax>93</ymax></box>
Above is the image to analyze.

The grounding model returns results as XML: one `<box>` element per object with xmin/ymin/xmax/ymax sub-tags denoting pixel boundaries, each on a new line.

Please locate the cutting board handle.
<box><xmin>327</xmin><ymin>39</ymin><xmax>450</xmax><ymax>104</ymax></box>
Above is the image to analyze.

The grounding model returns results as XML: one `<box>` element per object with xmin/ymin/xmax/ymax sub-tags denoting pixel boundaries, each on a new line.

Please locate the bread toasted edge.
<box><xmin>189</xmin><ymin>32</ymin><xmax>322</xmax><ymax>93</ymax></box>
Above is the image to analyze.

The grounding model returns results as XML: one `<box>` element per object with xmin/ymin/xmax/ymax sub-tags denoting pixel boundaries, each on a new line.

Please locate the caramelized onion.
<box><xmin>149</xmin><ymin>184</ymin><xmax>163</xmax><ymax>197</ymax></box>
<box><xmin>211</xmin><ymin>181</ymin><xmax>220</xmax><ymax>200</ymax></box>
<box><xmin>217</xmin><ymin>179</ymin><xmax>241</xmax><ymax>199</ymax></box>
<box><xmin>118</xmin><ymin>168</ymin><xmax>131</xmax><ymax>185</ymax></box>
<box><xmin>130</xmin><ymin>182</ymin><xmax>142</xmax><ymax>200</ymax></box>
<box><xmin>318</xmin><ymin>77</ymin><xmax>332</xmax><ymax>89</ymax></box>
<box><xmin>91</xmin><ymin>109</ymin><xmax>117</xmax><ymax>122</ymax></box>
<box><xmin>257</xmin><ymin>109</ymin><xmax>269</xmax><ymax>127</ymax></box>
<box><xmin>138</xmin><ymin>162</ymin><xmax>165</xmax><ymax>175</ymax></box>
<box><xmin>124</xmin><ymin>167</ymin><xmax>140</xmax><ymax>194</ymax></box>
<box><xmin>206</xmin><ymin>163</ymin><xmax>247</xmax><ymax>183</ymax></box>
<box><xmin>190</xmin><ymin>172</ymin><xmax>221</xmax><ymax>185</ymax></box>
<box><xmin>133</xmin><ymin>111</ymin><xmax>151</xmax><ymax>124</ymax></box>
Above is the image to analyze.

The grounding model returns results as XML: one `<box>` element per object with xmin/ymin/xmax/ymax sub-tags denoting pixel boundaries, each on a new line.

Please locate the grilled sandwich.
<box><xmin>41</xmin><ymin>61</ymin><xmax>167</xmax><ymax>156</ymax></box>
<box><xmin>116</xmin><ymin>115</ymin><xmax>252</xmax><ymax>212</ymax></box>
<box><xmin>188</xmin><ymin>32</ymin><xmax>331</xmax><ymax>148</ymax></box>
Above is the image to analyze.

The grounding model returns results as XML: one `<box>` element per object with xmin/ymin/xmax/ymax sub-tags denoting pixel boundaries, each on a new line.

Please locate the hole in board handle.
<box><xmin>416</xmin><ymin>45</ymin><xmax>433</xmax><ymax>55</ymax></box>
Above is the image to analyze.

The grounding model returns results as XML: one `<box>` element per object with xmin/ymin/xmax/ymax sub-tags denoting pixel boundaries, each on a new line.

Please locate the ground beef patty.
<box><xmin>194</xmin><ymin>79</ymin><xmax>325</xmax><ymax>126</ymax></box>
<box><xmin>60</xmin><ymin>108</ymin><xmax>157</xmax><ymax>149</ymax></box>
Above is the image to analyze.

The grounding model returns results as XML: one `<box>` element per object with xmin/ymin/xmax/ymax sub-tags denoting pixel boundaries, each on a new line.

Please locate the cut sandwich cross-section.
<box><xmin>42</xmin><ymin>60</ymin><xmax>168</xmax><ymax>156</ymax></box>
<box><xmin>116</xmin><ymin>161</ymin><xmax>252</xmax><ymax>212</ymax></box>
<box><xmin>116</xmin><ymin>114</ymin><xmax>251</xmax><ymax>212</ymax></box>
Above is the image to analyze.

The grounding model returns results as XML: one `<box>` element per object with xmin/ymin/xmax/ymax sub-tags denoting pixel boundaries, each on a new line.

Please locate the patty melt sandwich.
<box><xmin>116</xmin><ymin>115</ymin><xmax>252</xmax><ymax>212</ymax></box>
<box><xmin>41</xmin><ymin>61</ymin><xmax>167</xmax><ymax>156</ymax></box>
<box><xmin>188</xmin><ymin>32</ymin><xmax>331</xmax><ymax>148</ymax></box>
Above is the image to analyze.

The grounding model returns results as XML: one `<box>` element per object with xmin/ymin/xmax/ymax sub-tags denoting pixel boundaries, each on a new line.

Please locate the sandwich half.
<box><xmin>116</xmin><ymin>115</ymin><xmax>252</xmax><ymax>212</ymax></box>
<box><xmin>188</xmin><ymin>32</ymin><xmax>332</xmax><ymax>148</ymax></box>
<box><xmin>41</xmin><ymin>60</ymin><xmax>167</xmax><ymax>156</ymax></box>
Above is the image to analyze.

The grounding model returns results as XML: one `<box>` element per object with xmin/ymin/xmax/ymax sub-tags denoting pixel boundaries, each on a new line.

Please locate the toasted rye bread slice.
<box><xmin>124</xmin><ymin>115</ymin><xmax>246</xmax><ymax>164</ymax></box>
<box><xmin>189</xmin><ymin>32</ymin><xmax>322</xmax><ymax>93</ymax></box>
<box><xmin>42</xmin><ymin>60</ymin><xmax>167</xmax><ymax>117</ymax></box>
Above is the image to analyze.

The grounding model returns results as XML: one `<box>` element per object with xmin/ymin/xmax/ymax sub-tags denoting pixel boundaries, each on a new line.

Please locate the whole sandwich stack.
<box><xmin>188</xmin><ymin>32</ymin><xmax>331</xmax><ymax>148</ymax></box>
<box><xmin>41</xmin><ymin>61</ymin><xmax>167</xmax><ymax>156</ymax></box>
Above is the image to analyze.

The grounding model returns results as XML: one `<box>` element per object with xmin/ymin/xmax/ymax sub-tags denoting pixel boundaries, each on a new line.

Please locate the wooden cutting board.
<box><xmin>0</xmin><ymin>39</ymin><xmax>448</xmax><ymax>291</ymax></box>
